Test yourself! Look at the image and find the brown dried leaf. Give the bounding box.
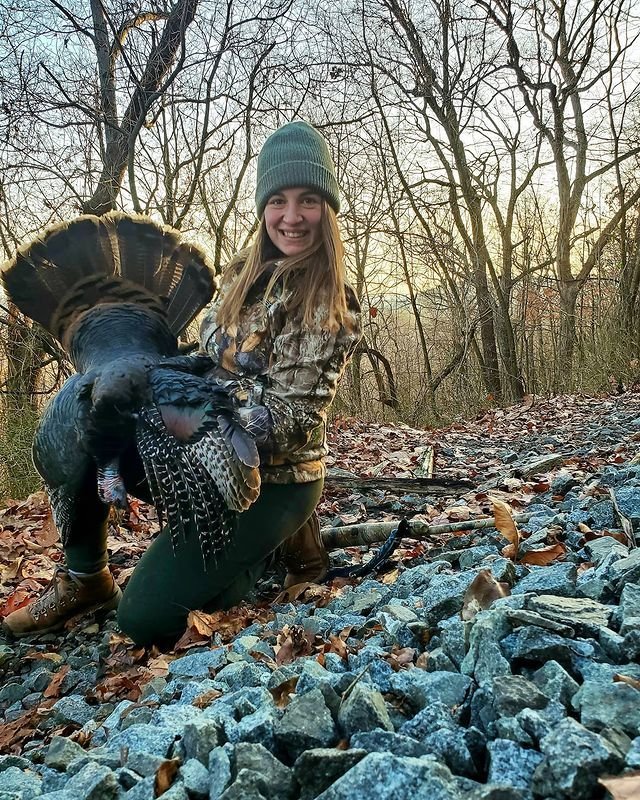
[192,689,223,709]
[520,543,567,566]
[269,676,299,708]
[186,610,219,637]
[490,497,520,558]
[461,569,511,621]
[154,758,180,796]
[272,582,313,605]
[598,772,640,800]
[614,673,640,691]
[43,665,70,699]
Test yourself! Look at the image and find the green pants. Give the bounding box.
[65,479,323,645]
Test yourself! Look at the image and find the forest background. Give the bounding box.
[1,0,640,499]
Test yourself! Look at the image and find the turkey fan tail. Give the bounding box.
[1,212,216,343]
[110,212,216,336]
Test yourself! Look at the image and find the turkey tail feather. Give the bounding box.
[1,212,216,345]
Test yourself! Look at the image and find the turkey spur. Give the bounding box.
[1,213,261,563]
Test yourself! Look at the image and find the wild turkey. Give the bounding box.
[1,212,261,563]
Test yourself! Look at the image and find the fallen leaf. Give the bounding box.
[520,543,567,566]
[598,772,640,800]
[269,676,299,708]
[272,582,313,605]
[614,673,640,691]
[192,689,224,709]
[43,665,70,699]
[461,569,511,621]
[490,497,520,559]
[154,759,181,795]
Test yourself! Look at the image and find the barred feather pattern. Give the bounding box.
[136,406,237,564]
[48,485,75,546]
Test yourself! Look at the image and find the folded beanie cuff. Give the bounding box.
[255,161,340,218]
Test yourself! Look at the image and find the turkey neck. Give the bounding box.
[67,303,178,372]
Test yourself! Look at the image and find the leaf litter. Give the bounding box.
[0,390,639,766]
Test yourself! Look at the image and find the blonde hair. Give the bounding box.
[216,202,348,333]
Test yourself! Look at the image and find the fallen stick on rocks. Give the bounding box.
[321,513,532,549]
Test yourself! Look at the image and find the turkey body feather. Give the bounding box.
[1,212,261,563]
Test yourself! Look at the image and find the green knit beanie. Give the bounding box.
[255,121,340,218]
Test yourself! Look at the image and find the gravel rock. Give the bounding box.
[337,683,393,737]
[313,752,461,799]
[512,564,577,596]
[234,743,295,800]
[274,688,337,761]
[44,736,88,771]
[572,680,640,737]
[487,739,543,795]
[0,766,42,800]
[350,731,431,757]
[63,762,119,800]
[178,759,209,799]
[167,649,227,678]
[532,718,624,799]
[293,748,366,800]
[106,725,176,758]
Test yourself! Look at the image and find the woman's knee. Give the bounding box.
[116,592,183,646]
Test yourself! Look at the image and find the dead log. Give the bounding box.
[326,468,473,496]
[321,513,532,549]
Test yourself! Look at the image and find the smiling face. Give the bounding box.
[263,187,323,257]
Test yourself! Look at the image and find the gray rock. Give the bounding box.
[274,688,337,761]
[504,609,574,637]
[461,610,512,684]
[512,564,577,597]
[155,782,188,800]
[572,680,640,737]
[178,759,208,799]
[491,676,548,717]
[616,582,640,630]
[214,662,267,691]
[420,573,477,623]
[0,757,32,773]
[208,747,232,800]
[0,684,28,705]
[501,627,594,664]
[64,762,119,800]
[531,661,579,706]
[337,683,393,738]
[622,628,640,659]
[50,696,97,727]
[526,595,613,634]
[122,776,155,800]
[487,739,543,793]
[385,562,449,599]
[293,748,367,800]
[584,537,628,565]
[626,736,640,769]
[389,670,473,713]
[437,616,467,669]
[218,769,268,800]
[182,718,223,764]
[419,728,481,778]
[0,766,42,800]
[350,731,430,757]
[107,725,176,757]
[167,649,227,678]
[613,486,640,519]
[234,743,294,800]
[314,753,461,799]
[400,702,455,738]
[532,718,623,800]
[45,736,88,771]
[459,546,500,569]
[610,548,640,585]
[125,754,172,779]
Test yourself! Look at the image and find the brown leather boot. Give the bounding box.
[282,511,329,588]
[2,566,122,638]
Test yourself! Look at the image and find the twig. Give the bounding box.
[609,488,637,549]
[321,513,532,550]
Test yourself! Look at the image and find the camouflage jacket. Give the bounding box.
[199,264,362,484]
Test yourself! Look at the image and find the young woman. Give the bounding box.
[3,121,362,645]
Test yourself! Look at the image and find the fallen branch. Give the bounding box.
[321,513,532,549]
[326,469,473,495]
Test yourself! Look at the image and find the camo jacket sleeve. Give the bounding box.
[199,266,362,480]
